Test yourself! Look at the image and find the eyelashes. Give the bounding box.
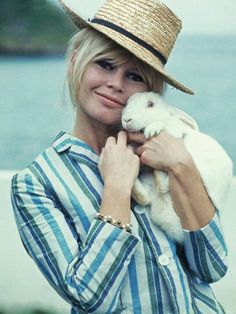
[127,72,144,82]
[95,59,144,83]
[95,59,114,70]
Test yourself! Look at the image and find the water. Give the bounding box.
[0,35,236,172]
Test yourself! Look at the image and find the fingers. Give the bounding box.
[105,131,128,147]
[127,132,146,145]
[116,131,127,147]
[105,131,145,151]
[106,136,116,146]
[103,136,116,149]
[135,145,145,156]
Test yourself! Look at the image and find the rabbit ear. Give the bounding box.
[167,106,199,131]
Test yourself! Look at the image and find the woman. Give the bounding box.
[11,0,227,313]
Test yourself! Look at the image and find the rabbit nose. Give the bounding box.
[123,118,132,124]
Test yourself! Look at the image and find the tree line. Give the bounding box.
[0,0,76,55]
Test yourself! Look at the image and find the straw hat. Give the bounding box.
[58,0,193,94]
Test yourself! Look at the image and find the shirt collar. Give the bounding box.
[52,131,100,166]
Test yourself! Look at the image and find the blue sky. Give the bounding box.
[55,0,236,35]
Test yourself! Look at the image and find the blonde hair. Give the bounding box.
[66,28,165,107]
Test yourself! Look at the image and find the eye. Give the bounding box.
[127,72,144,82]
[95,59,114,70]
[147,101,154,108]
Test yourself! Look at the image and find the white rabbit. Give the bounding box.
[122,92,233,243]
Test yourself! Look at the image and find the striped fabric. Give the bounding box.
[11,131,227,314]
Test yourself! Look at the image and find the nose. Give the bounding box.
[106,72,125,92]
[123,117,133,125]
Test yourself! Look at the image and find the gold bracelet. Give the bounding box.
[96,213,133,234]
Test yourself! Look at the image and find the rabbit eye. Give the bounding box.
[147,101,154,108]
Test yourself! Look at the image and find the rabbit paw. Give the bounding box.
[132,179,151,206]
[144,122,164,138]
[133,190,151,206]
[154,170,169,194]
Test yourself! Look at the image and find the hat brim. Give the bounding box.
[59,1,194,95]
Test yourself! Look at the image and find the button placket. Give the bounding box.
[134,205,145,214]
[133,207,178,313]
[158,254,170,266]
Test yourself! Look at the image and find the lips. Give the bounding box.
[95,92,124,107]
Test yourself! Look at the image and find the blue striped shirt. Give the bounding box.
[11,131,227,313]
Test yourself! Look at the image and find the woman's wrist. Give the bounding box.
[168,155,216,230]
[96,213,133,233]
[100,182,132,224]
[168,153,195,177]
[104,180,133,196]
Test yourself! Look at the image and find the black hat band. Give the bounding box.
[90,18,167,65]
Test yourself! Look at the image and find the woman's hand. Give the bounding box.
[127,131,216,230]
[99,131,140,192]
[127,131,193,172]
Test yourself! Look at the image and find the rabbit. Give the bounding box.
[122,92,233,243]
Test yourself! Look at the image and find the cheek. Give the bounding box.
[79,67,102,91]
[128,84,147,98]
[76,76,97,104]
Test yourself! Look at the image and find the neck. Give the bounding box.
[71,110,120,154]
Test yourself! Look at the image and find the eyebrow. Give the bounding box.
[128,68,140,72]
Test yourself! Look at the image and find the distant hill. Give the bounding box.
[0,0,77,55]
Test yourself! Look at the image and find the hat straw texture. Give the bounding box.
[95,0,181,61]
[58,0,193,94]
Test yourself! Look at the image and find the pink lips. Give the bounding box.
[95,92,124,107]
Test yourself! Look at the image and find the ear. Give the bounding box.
[167,106,199,131]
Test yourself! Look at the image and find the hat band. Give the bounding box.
[90,18,167,65]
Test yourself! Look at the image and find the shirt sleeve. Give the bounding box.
[182,211,228,283]
[11,170,140,313]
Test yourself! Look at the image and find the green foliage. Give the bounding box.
[0,0,77,55]
[0,307,60,314]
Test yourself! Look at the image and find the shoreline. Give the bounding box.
[0,49,65,57]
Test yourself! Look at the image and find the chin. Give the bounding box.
[103,118,121,127]
[98,113,122,126]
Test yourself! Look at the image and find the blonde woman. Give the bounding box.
[11,0,227,313]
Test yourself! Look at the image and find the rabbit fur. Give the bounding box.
[122,92,233,243]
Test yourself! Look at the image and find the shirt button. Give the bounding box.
[158,254,170,266]
[135,205,145,214]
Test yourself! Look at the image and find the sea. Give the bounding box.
[0,35,236,173]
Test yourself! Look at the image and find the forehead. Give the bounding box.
[95,57,141,73]
[105,54,138,68]
[100,48,139,65]
[120,59,140,70]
